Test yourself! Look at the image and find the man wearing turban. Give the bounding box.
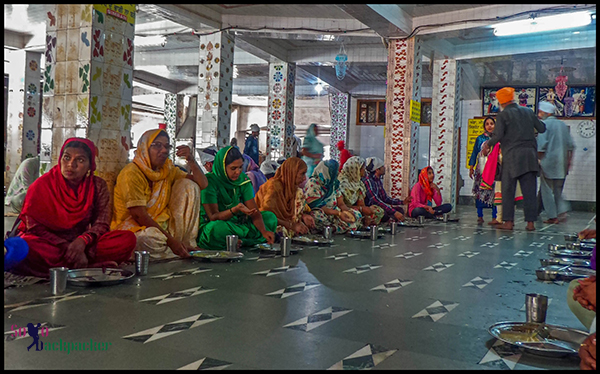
[482,87,546,231]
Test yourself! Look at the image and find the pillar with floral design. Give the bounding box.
[196,32,235,150]
[42,4,136,192]
[329,92,350,162]
[267,62,296,160]
[164,93,185,160]
[5,51,42,184]
[430,57,461,212]
[384,37,423,200]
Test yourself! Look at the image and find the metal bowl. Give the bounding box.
[566,242,581,250]
[535,266,566,281]
[547,244,565,251]
[540,258,591,268]
[564,233,579,242]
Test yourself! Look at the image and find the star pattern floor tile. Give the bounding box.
[122,313,223,344]
[178,357,233,370]
[412,300,459,322]
[428,242,450,249]
[265,282,320,299]
[494,261,518,270]
[498,235,514,241]
[252,265,298,277]
[328,343,397,370]
[453,235,471,241]
[528,242,546,248]
[513,250,534,257]
[139,286,216,305]
[431,230,449,235]
[151,267,212,280]
[4,291,90,312]
[478,339,522,370]
[480,242,499,248]
[394,251,422,259]
[423,262,454,272]
[458,251,480,258]
[283,307,352,332]
[405,236,427,241]
[372,243,397,249]
[463,276,494,289]
[4,322,67,342]
[324,253,359,261]
[539,235,554,240]
[343,264,382,274]
[370,279,413,293]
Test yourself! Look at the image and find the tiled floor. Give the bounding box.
[4,206,595,370]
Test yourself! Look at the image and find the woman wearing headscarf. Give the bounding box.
[241,154,268,195]
[301,123,324,178]
[363,157,412,222]
[338,156,384,228]
[12,138,136,278]
[197,146,277,250]
[337,140,352,171]
[408,166,452,219]
[4,155,40,216]
[260,160,280,180]
[470,117,499,225]
[112,129,208,259]
[256,157,316,237]
[303,159,361,233]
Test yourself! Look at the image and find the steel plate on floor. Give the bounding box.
[67,268,134,287]
[189,250,244,262]
[549,249,592,258]
[539,258,591,268]
[488,321,588,357]
[253,243,302,254]
[346,230,384,239]
[535,265,595,281]
[292,235,333,246]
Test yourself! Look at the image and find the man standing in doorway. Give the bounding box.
[244,123,260,165]
[482,87,546,231]
[537,101,575,224]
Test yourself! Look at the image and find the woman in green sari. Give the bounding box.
[301,123,324,178]
[197,146,277,250]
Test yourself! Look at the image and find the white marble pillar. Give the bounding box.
[197,32,235,150]
[430,58,462,211]
[267,62,296,160]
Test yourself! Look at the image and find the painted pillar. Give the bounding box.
[430,58,462,212]
[43,4,136,191]
[164,93,184,159]
[267,62,296,160]
[329,92,350,162]
[384,37,423,200]
[197,32,235,150]
[5,51,42,182]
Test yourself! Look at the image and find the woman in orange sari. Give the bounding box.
[12,138,136,278]
[255,157,316,237]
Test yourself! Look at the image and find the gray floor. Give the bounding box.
[4,206,595,370]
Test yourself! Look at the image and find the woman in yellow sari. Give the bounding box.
[111,129,208,259]
[255,157,316,237]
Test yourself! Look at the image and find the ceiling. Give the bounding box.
[4,4,597,104]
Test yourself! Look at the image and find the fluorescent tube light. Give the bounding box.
[493,11,591,37]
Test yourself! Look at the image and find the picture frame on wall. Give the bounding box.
[565,86,596,117]
[538,87,566,117]
[482,87,537,116]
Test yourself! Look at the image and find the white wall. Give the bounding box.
[347,97,385,160]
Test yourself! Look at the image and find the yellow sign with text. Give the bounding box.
[466,118,484,169]
[93,4,136,24]
[410,100,421,123]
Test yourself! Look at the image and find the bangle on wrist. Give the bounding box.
[230,208,234,215]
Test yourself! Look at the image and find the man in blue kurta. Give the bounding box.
[244,123,260,165]
[537,101,575,224]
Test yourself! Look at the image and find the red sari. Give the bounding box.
[12,138,136,278]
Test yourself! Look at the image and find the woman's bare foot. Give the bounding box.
[488,219,500,225]
[496,221,514,230]
[477,217,484,224]
[526,222,535,231]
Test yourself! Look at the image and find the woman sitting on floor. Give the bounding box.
[12,138,136,278]
[408,166,452,219]
[338,156,384,228]
[242,154,268,195]
[197,146,276,250]
[260,160,280,180]
[303,159,361,234]
[111,129,208,259]
[255,157,316,238]
[363,157,412,223]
